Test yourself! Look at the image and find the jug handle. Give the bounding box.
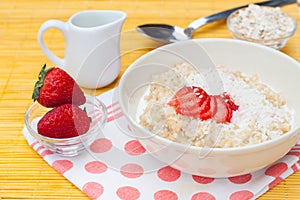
[37,20,66,68]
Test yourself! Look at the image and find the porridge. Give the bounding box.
[139,63,293,148]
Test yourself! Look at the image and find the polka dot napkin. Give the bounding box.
[23,89,300,200]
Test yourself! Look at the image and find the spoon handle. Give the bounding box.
[187,0,296,32]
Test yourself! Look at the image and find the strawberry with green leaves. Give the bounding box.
[32,64,86,108]
[37,104,90,138]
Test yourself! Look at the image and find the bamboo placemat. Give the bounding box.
[0,0,299,199]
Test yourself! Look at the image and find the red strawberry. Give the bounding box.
[213,96,229,123]
[200,95,217,120]
[168,86,210,120]
[37,104,90,138]
[192,86,210,106]
[168,86,238,123]
[168,87,193,107]
[32,64,86,108]
[199,95,211,114]
[223,92,239,111]
[225,103,233,122]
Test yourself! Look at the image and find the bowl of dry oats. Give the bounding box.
[227,4,297,50]
[118,38,300,178]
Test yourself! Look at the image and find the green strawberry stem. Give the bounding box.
[32,64,54,101]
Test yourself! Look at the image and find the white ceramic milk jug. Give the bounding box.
[38,10,127,89]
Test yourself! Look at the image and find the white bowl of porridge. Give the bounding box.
[118,38,300,178]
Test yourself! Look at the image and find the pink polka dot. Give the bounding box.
[85,161,107,174]
[82,182,104,200]
[52,160,73,174]
[116,186,140,200]
[269,177,283,189]
[36,145,45,152]
[40,149,54,157]
[124,140,146,155]
[120,163,144,178]
[31,140,39,148]
[230,190,254,200]
[192,175,215,184]
[228,173,252,184]
[157,166,181,182]
[265,162,288,177]
[191,192,216,200]
[154,190,178,200]
[90,138,112,153]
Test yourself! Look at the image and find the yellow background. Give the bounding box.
[0,0,299,199]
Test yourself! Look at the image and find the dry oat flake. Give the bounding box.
[229,4,295,40]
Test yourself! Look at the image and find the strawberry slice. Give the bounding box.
[168,87,193,107]
[198,96,212,120]
[175,93,200,113]
[210,96,217,116]
[223,92,239,111]
[213,96,229,123]
[225,104,233,122]
[168,86,209,120]
[177,106,201,118]
[192,86,209,106]
[199,95,210,114]
[201,95,217,120]
[200,96,214,120]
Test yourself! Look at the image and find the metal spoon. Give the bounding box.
[136,0,296,43]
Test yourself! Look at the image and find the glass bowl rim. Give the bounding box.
[24,94,107,142]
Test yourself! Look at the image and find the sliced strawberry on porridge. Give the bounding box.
[168,86,238,123]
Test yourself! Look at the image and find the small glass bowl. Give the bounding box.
[227,7,297,50]
[24,94,107,157]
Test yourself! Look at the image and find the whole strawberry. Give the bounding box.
[32,64,86,107]
[37,104,90,138]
